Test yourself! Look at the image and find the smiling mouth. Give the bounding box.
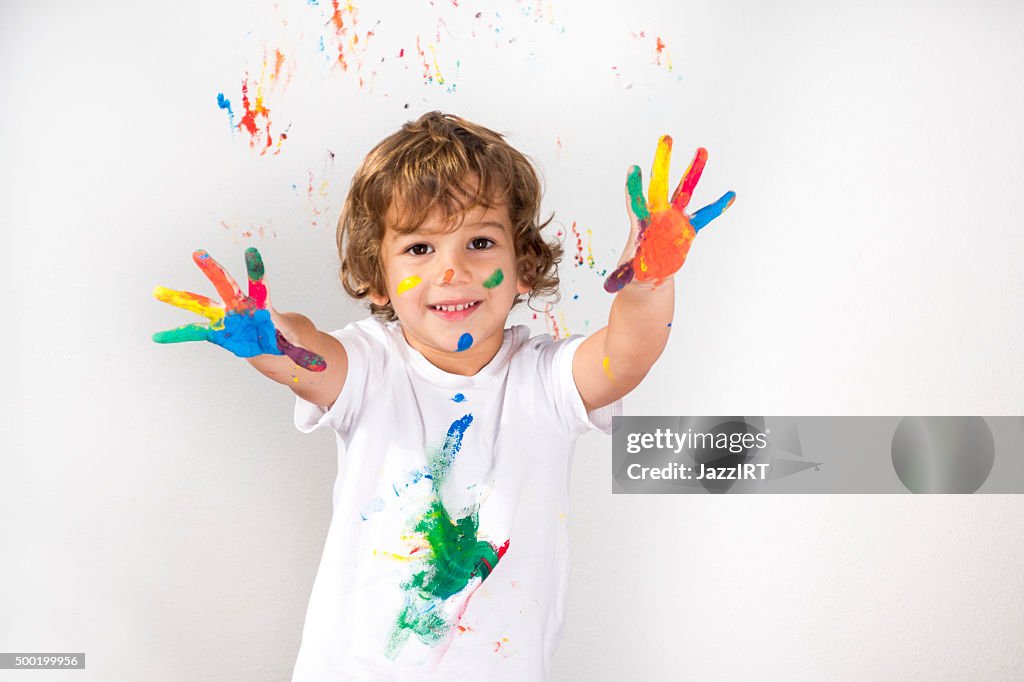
[427,300,482,321]
[428,300,481,312]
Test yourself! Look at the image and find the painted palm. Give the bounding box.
[152,248,326,371]
[604,135,736,292]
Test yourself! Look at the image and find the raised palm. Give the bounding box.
[604,135,736,292]
[152,248,326,371]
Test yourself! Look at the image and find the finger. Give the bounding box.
[245,247,269,308]
[648,135,672,212]
[670,147,708,213]
[152,286,226,325]
[626,165,650,226]
[276,330,328,372]
[192,250,252,313]
[603,261,635,293]
[152,322,213,344]
[690,191,737,233]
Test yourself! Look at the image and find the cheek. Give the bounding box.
[392,280,424,313]
[395,273,424,297]
[481,266,506,290]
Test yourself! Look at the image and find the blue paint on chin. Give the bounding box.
[456,333,473,352]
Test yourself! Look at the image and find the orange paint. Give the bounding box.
[635,211,695,283]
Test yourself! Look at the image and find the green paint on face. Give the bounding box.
[245,247,265,281]
[627,165,651,222]
[483,268,504,289]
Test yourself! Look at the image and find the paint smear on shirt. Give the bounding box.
[359,496,385,521]
[385,413,510,660]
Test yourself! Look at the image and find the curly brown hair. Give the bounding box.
[337,111,563,322]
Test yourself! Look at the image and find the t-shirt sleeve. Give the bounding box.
[549,334,623,437]
[293,322,382,435]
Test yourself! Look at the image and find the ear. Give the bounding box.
[516,276,532,296]
[369,289,390,306]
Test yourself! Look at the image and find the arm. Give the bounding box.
[573,135,735,412]
[573,277,673,412]
[246,310,349,409]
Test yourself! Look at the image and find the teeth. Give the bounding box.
[432,301,478,312]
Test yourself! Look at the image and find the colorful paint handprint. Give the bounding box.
[385,413,509,660]
[152,248,326,371]
[604,136,736,292]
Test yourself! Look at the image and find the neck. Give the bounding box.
[401,326,505,376]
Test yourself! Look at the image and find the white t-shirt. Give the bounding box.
[291,316,621,682]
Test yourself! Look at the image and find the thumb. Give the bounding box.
[620,165,647,257]
[624,166,641,225]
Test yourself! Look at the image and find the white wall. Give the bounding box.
[3,0,1022,679]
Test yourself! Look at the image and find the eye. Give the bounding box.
[404,243,433,256]
[469,237,495,250]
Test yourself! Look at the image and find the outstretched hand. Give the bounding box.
[152,248,327,372]
[604,135,736,293]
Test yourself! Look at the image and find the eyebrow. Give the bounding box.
[398,220,509,237]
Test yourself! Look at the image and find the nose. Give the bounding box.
[436,248,471,286]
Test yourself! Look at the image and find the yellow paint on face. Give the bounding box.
[397,275,422,296]
[602,356,615,381]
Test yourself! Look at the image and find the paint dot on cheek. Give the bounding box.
[457,333,473,352]
[397,275,422,296]
[483,268,504,289]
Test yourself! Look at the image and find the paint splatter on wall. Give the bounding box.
[218,47,295,155]
[219,218,276,243]
[208,0,696,328]
[291,149,337,227]
[318,0,380,87]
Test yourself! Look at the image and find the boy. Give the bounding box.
[153,111,733,680]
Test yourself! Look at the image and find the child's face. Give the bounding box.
[372,200,530,366]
